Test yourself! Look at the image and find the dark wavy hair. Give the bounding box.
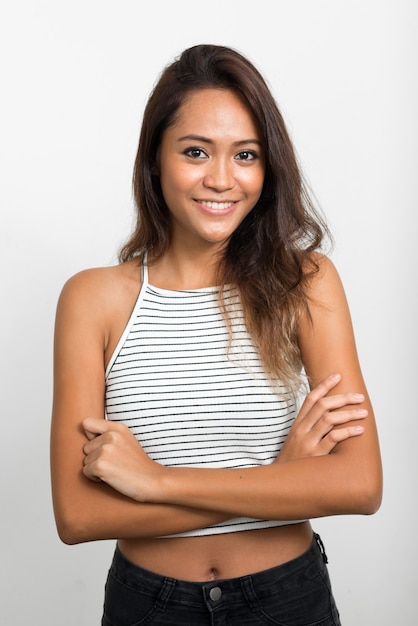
[120,44,331,391]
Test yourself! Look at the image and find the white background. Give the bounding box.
[1,1,417,624]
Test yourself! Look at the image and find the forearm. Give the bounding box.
[78,380,382,526]
[155,450,382,521]
[53,477,230,545]
[80,410,382,523]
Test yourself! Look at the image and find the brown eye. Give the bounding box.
[184,148,207,159]
[236,150,257,161]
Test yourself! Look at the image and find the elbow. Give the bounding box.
[324,459,383,517]
[362,460,383,515]
[55,519,86,546]
[357,492,382,516]
[53,506,93,545]
[351,471,383,516]
[332,450,383,516]
[56,523,85,546]
[360,481,383,516]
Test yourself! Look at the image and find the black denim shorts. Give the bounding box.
[102,532,341,625]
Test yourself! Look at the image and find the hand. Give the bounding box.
[82,418,162,502]
[277,374,367,463]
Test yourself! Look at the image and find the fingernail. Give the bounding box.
[357,409,368,417]
[354,393,364,400]
[329,373,341,381]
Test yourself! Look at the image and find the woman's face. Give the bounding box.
[157,88,265,250]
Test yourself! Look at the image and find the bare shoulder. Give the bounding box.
[57,260,141,315]
[60,260,139,297]
[304,252,345,299]
[55,260,142,356]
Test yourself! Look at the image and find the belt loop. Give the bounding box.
[314,532,329,564]
[155,577,176,611]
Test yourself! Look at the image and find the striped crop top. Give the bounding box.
[105,262,303,536]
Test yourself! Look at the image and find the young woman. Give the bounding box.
[51,44,382,625]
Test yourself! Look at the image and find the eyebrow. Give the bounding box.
[177,134,262,147]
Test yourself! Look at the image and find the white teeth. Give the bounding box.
[201,201,234,209]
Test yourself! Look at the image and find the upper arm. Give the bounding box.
[298,254,362,389]
[50,271,109,534]
[297,255,382,499]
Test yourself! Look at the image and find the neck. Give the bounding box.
[148,245,223,290]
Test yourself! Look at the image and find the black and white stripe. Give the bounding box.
[105,271,302,536]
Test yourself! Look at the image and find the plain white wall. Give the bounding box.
[1,1,416,623]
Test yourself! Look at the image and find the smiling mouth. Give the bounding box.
[199,201,235,210]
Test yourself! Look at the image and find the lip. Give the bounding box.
[196,200,238,215]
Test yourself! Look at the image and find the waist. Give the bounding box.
[118,521,312,581]
[112,527,325,598]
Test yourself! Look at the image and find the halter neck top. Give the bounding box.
[105,262,302,536]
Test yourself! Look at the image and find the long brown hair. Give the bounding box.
[120,44,331,392]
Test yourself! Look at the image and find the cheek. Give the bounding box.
[249,173,265,202]
[160,164,198,199]
[241,166,265,194]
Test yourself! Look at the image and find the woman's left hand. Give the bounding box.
[82,418,161,502]
[276,374,367,464]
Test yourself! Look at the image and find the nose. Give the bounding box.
[203,158,235,191]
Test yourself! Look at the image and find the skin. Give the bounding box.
[51,89,382,582]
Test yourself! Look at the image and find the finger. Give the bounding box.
[305,373,342,404]
[316,424,365,455]
[82,439,111,481]
[83,435,104,455]
[82,417,110,439]
[310,407,368,440]
[297,374,342,420]
[82,457,104,482]
[83,427,120,456]
[301,392,365,432]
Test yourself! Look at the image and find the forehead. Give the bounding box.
[170,88,261,139]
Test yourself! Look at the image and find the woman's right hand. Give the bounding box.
[276,373,367,463]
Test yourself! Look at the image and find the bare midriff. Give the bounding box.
[118,521,313,582]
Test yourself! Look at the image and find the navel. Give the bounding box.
[208,568,219,581]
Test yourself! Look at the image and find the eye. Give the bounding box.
[235,150,258,162]
[184,147,208,159]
